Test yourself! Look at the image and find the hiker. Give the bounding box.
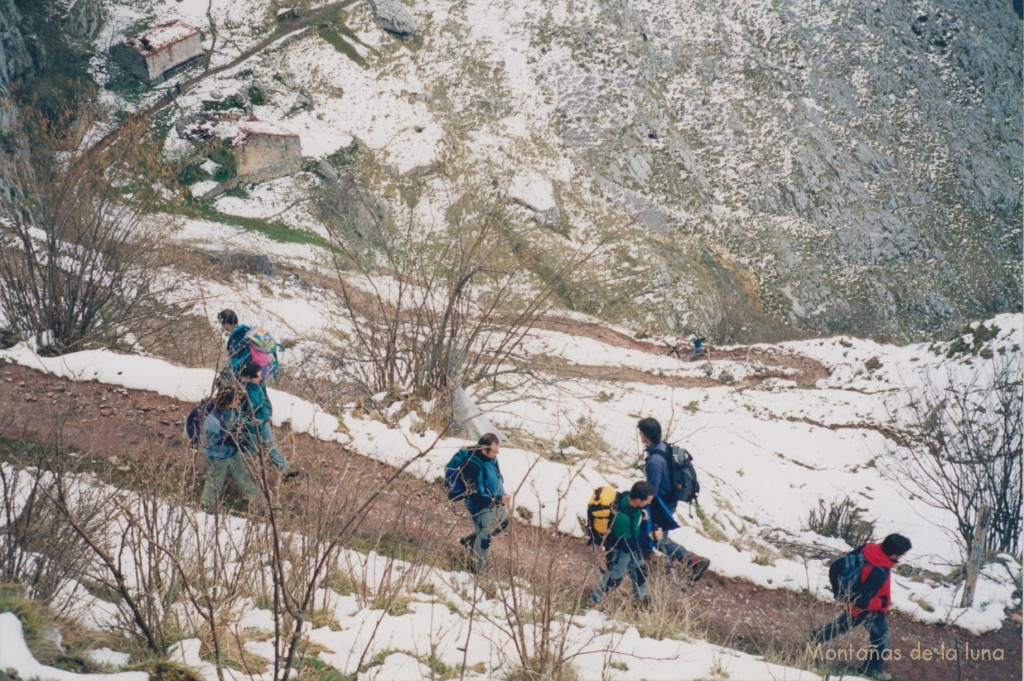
[589,481,657,607]
[200,386,257,510]
[238,361,299,479]
[638,417,711,581]
[808,534,912,680]
[689,336,706,361]
[455,433,510,572]
[218,309,253,377]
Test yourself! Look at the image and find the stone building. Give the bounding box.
[110,20,203,85]
[231,120,302,183]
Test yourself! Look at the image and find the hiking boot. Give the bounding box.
[459,534,475,548]
[687,556,711,582]
[283,467,301,481]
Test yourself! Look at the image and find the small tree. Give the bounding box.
[889,355,1022,556]
[0,109,173,354]
[316,174,607,406]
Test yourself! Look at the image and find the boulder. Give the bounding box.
[208,251,276,277]
[369,0,417,37]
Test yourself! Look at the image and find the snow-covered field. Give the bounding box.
[4,0,1015,679]
[3,311,1021,640]
[0,462,832,681]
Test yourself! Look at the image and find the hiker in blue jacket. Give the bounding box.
[200,387,256,510]
[239,362,300,480]
[457,433,510,572]
[217,309,252,377]
[638,417,711,581]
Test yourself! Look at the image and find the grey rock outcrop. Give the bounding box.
[208,251,276,277]
[0,0,31,132]
[368,0,417,37]
[536,0,1021,340]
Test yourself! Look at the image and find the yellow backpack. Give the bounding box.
[585,486,622,545]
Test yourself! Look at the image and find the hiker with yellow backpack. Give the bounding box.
[587,481,659,607]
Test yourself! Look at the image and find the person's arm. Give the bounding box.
[203,414,225,458]
[464,459,492,509]
[646,454,667,497]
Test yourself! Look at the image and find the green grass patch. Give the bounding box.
[164,199,334,249]
[318,25,369,68]
[177,163,211,186]
[197,205,331,248]
[104,64,151,104]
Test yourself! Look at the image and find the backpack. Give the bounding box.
[585,486,626,545]
[657,444,700,504]
[186,405,251,452]
[444,449,475,501]
[185,399,215,447]
[828,545,868,601]
[244,327,282,381]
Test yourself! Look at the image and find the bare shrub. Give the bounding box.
[804,496,875,549]
[888,355,1022,555]
[315,175,609,412]
[0,109,179,354]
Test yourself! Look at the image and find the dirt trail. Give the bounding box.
[0,363,1018,681]
[529,316,831,388]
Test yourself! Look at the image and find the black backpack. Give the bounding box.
[657,444,700,504]
[185,399,215,448]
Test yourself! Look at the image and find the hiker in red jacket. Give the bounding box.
[809,533,912,680]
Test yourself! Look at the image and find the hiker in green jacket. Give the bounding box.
[589,480,657,607]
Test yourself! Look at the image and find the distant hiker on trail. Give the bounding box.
[689,336,706,361]
[638,417,711,582]
[239,361,300,480]
[808,534,912,681]
[588,480,656,607]
[217,309,281,383]
[449,433,510,572]
[200,386,257,510]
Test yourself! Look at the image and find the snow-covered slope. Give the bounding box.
[91,0,1022,341]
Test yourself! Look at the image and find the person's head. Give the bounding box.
[217,309,238,331]
[628,480,655,507]
[213,386,240,411]
[477,433,501,458]
[239,361,262,382]
[880,533,912,562]
[637,417,662,446]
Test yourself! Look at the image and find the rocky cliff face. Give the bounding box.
[14,0,1020,343]
[535,0,1021,339]
[0,0,31,132]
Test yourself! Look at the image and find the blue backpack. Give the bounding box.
[829,546,867,600]
[444,449,474,501]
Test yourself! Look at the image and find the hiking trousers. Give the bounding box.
[256,421,288,470]
[655,536,697,565]
[201,454,256,509]
[590,546,648,605]
[811,611,890,674]
[470,505,509,570]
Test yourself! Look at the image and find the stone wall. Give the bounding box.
[234,134,302,183]
[145,32,203,83]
